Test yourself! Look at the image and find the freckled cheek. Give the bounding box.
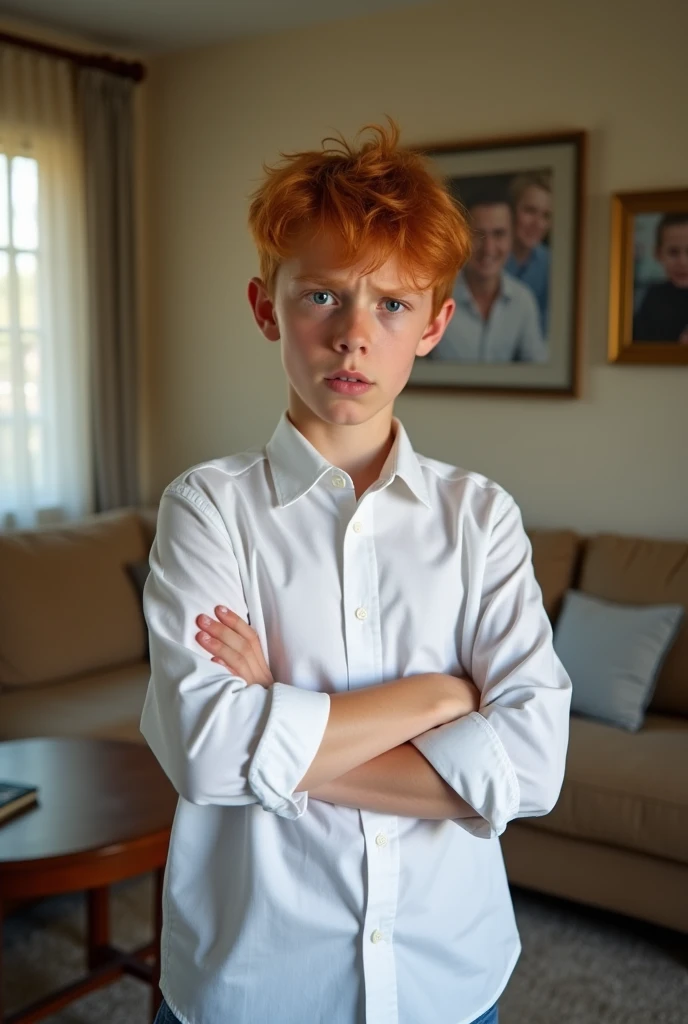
[386,341,420,384]
[280,322,325,375]
[280,313,324,350]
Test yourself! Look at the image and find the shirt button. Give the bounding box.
[371,929,384,944]
[352,521,363,533]
[355,607,368,621]
[332,475,345,488]
[375,833,388,848]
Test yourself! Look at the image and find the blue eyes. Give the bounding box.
[308,292,405,313]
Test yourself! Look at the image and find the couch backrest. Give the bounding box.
[0,508,150,688]
[527,529,583,623]
[137,506,159,552]
[577,534,688,716]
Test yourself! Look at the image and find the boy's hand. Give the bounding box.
[195,607,274,688]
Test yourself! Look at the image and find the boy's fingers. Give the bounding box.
[215,607,259,647]
[196,611,251,655]
[214,607,272,675]
[196,619,262,679]
[196,608,273,686]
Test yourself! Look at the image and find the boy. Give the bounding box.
[141,120,572,1024]
[633,212,688,342]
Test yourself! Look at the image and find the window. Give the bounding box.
[0,151,55,523]
[1,47,92,532]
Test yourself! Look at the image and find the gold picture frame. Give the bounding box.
[608,189,688,364]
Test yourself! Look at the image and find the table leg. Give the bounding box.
[87,887,110,970]
[150,868,164,1022]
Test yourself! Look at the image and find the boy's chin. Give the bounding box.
[303,395,392,428]
[318,402,382,425]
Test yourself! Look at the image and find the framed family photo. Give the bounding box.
[406,130,586,397]
[608,189,688,365]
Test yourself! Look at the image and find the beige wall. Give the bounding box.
[143,0,688,537]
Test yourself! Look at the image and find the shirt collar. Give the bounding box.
[456,270,514,305]
[265,410,431,509]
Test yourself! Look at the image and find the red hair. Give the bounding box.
[247,118,471,319]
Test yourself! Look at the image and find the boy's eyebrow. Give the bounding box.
[291,273,424,295]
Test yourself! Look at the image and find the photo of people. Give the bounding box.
[632,212,688,343]
[428,169,552,365]
[407,131,584,394]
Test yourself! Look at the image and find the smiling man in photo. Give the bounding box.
[430,193,547,364]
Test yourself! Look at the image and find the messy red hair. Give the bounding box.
[247,117,471,320]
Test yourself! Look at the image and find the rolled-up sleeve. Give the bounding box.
[140,481,330,820]
[411,491,572,838]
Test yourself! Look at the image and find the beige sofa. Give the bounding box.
[0,508,157,744]
[1,509,686,933]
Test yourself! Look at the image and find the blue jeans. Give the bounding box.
[154,997,498,1024]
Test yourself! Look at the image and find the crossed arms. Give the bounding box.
[140,482,572,837]
[193,604,479,820]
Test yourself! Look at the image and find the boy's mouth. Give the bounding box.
[324,375,374,396]
[325,371,372,384]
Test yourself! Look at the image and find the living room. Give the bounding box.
[0,0,686,1022]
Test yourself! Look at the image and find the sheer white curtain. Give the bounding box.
[0,45,92,530]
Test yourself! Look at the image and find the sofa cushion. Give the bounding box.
[0,509,149,688]
[578,534,688,716]
[526,528,582,622]
[553,590,684,731]
[137,506,159,551]
[525,712,688,866]
[0,660,150,743]
[126,557,152,656]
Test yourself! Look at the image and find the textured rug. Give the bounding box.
[3,875,687,1023]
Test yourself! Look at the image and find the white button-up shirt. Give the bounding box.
[429,271,547,363]
[140,411,572,1024]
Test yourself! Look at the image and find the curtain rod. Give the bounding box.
[0,28,146,82]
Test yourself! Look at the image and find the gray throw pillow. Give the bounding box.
[553,589,684,731]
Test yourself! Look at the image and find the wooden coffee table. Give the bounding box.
[0,737,178,1024]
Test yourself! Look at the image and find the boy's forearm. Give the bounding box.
[294,673,473,793]
[309,742,474,820]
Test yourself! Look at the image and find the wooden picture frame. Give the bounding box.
[608,189,688,364]
[405,130,586,398]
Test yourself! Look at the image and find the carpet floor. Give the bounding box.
[4,874,687,1023]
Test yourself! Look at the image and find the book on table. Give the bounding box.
[0,781,39,824]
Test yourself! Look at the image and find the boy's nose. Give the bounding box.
[334,309,373,352]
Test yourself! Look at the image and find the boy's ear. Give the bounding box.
[248,277,280,341]
[415,297,455,357]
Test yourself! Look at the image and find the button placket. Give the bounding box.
[353,491,397,1021]
[341,493,380,692]
[361,811,400,1023]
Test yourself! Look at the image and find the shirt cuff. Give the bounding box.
[248,682,331,820]
[411,711,520,838]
